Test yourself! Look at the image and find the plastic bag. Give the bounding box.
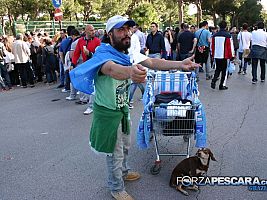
[228,61,235,74]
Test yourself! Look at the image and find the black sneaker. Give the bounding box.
[57,84,64,88]
[219,86,228,90]
[75,100,87,105]
[238,70,242,74]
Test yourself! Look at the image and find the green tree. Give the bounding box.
[237,0,263,27]
[130,2,158,30]
[100,0,131,20]
[77,0,103,21]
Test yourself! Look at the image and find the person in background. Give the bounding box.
[172,27,179,60]
[146,22,166,59]
[12,34,34,88]
[250,21,267,84]
[163,29,173,60]
[177,23,196,61]
[65,29,82,101]
[230,27,239,56]
[133,24,146,54]
[190,25,196,34]
[58,26,75,90]
[70,25,101,115]
[43,38,57,84]
[194,21,212,80]
[237,23,251,75]
[0,37,12,90]
[128,27,145,109]
[210,20,235,90]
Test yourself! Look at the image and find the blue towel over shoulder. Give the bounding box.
[69,43,131,94]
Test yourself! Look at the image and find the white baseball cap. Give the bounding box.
[106,15,135,33]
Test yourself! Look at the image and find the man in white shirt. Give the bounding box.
[250,21,267,83]
[128,28,145,108]
[133,24,146,54]
[237,23,252,75]
[12,33,34,88]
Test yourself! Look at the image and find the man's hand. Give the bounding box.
[130,64,147,83]
[83,46,90,56]
[69,65,73,71]
[188,49,194,54]
[181,55,200,71]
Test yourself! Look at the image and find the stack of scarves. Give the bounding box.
[136,74,154,149]
[137,71,207,149]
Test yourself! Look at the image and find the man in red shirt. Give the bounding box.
[72,25,101,65]
[71,25,101,115]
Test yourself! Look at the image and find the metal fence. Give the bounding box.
[15,20,106,36]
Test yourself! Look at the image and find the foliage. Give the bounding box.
[130,2,158,30]
[237,0,263,26]
[0,0,266,35]
[99,0,131,20]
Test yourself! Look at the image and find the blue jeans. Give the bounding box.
[59,60,65,86]
[238,52,249,72]
[106,129,131,192]
[148,53,161,59]
[129,83,144,102]
[195,53,212,79]
[0,62,12,88]
[252,58,266,81]
[45,55,57,83]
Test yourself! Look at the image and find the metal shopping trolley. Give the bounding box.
[149,71,198,175]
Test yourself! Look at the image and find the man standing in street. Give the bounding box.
[210,21,235,90]
[70,15,199,200]
[146,22,166,59]
[12,34,34,88]
[70,24,101,115]
[194,21,212,80]
[237,23,252,75]
[133,24,146,54]
[177,23,197,60]
[250,21,267,84]
[59,26,75,92]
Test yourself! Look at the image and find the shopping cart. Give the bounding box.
[149,71,198,175]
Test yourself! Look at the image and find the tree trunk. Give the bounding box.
[50,11,54,21]
[213,11,217,26]
[1,17,5,35]
[195,0,202,26]
[231,13,237,28]
[9,14,16,36]
[169,15,172,28]
[177,0,184,25]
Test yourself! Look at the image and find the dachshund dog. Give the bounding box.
[169,148,216,196]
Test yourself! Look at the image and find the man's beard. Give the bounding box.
[111,34,131,52]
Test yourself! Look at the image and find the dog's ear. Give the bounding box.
[209,150,216,161]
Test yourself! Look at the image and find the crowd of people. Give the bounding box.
[0,20,266,111]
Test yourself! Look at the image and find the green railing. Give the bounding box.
[15,20,106,36]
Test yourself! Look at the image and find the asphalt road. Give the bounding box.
[0,70,266,200]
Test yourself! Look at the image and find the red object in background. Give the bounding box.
[54,8,63,21]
